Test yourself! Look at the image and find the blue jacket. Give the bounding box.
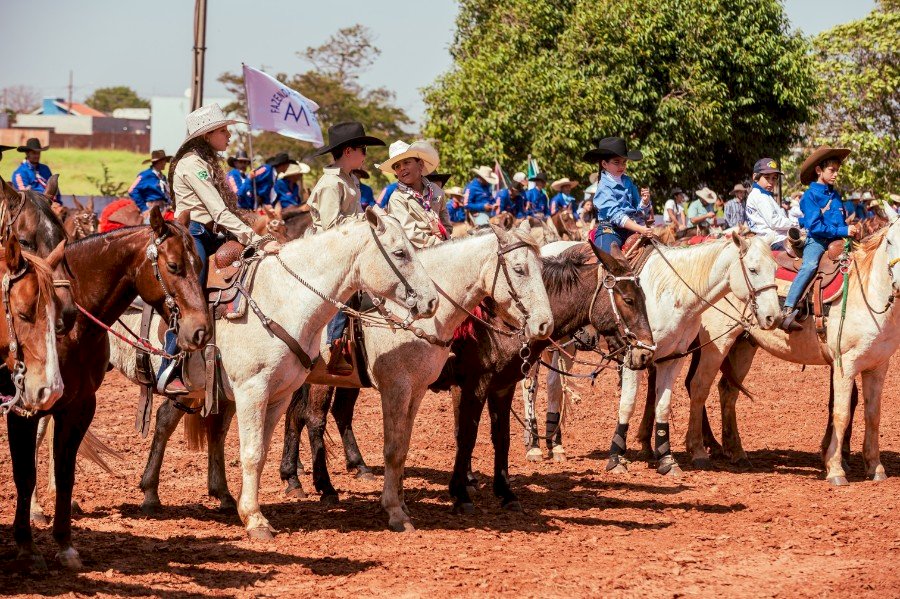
[359,182,376,209]
[550,192,576,215]
[128,167,170,211]
[238,164,277,209]
[12,160,58,200]
[274,178,301,208]
[465,178,494,214]
[377,182,398,208]
[842,201,868,222]
[447,197,467,223]
[227,168,250,203]
[593,171,649,227]
[524,187,550,217]
[801,182,848,241]
[496,188,526,219]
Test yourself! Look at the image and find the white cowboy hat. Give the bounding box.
[184,103,246,143]
[512,171,527,185]
[378,140,439,175]
[861,191,875,201]
[278,161,311,179]
[551,177,576,192]
[695,187,717,204]
[890,193,900,203]
[471,165,499,185]
[445,186,464,199]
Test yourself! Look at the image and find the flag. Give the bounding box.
[243,64,323,147]
[493,160,513,192]
[526,155,540,190]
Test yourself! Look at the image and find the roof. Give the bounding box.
[58,101,106,117]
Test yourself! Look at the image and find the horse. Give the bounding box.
[436,241,655,513]
[518,215,561,246]
[7,208,212,572]
[679,208,900,485]
[108,209,439,540]
[281,204,313,239]
[550,209,581,241]
[60,197,99,240]
[276,225,554,530]
[603,234,781,477]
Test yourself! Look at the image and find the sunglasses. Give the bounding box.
[351,145,367,155]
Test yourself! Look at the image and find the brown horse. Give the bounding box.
[7,208,211,572]
[60,197,99,240]
[550,209,582,241]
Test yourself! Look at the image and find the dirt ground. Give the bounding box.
[1,352,898,598]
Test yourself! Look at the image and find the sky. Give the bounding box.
[0,0,877,127]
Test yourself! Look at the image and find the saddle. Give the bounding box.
[773,238,848,336]
[207,241,255,320]
[305,312,373,389]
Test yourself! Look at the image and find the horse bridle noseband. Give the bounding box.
[0,267,31,417]
[587,264,657,354]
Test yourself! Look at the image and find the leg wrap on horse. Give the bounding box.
[546,412,561,450]
[606,422,629,471]
[654,422,671,459]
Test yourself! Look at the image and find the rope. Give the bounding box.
[75,302,181,360]
[835,239,852,373]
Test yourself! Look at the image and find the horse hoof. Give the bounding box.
[692,457,713,471]
[71,500,83,515]
[320,493,340,506]
[452,502,475,515]
[13,552,48,575]
[30,512,50,527]
[605,456,628,474]
[733,457,753,471]
[284,484,307,499]
[657,456,682,477]
[56,547,83,570]
[140,501,162,516]
[870,471,888,482]
[388,520,415,533]
[551,447,567,462]
[356,470,376,481]
[526,447,543,462]
[502,500,523,512]
[218,496,238,513]
[827,476,849,487]
[247,526,275,541]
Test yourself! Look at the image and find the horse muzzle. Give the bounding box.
[625,346,655,370]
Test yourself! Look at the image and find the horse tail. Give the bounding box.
[184,413,207,451]
[78,427,121,475]
[720,353,755,400]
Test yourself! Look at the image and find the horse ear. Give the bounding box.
[44,174,59,199]
[73,196,83,210]
[46,239,66,269]
[589,241,625,274]
[274,202,282,219]
[86,196,94,212]
[731,230,749,254]
[490,223,510,243]
[177,209,191,228]
[149,206,166,237]
[4,229,23,273]
[364,206,386,234]
[518,219,532,233]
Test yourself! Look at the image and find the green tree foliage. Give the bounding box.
[84,86,150,114]
[807,0,898,196]
[423,0,818,200]
[218,25,411,185]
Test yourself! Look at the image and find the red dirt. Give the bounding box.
[2,352,898,597]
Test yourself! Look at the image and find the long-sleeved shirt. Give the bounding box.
[128,167,171,211]
[274,178,301,208]
[172,151,259,245]
[464,178,494,214]
[592,171,650,227]
[447,197,466,223]
[238,164,277,209]
[525,187,550,217]
[723,198,746,228]
[377,182,398,208]
[550,192,576,215]
[308,166,361,232]
[842,201,868,222]
[387,181,450,248]
[496,188,526,219]
[745,183,797,245]
[227,168,249,205]
[359,182,376,209]
[800,182,848,241]
[12,160,58,201]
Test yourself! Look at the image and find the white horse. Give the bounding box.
[605,234,781,476]
[111,209,438,539]
[683,208,900,485]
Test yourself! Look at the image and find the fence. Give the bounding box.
[0,129,149,153]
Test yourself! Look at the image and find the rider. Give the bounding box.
[780,147,858,332]
[226,149,251,203]
[586,136,653,253]
[274,161,310,208]
[524,172,550,218]
[745,158,796,250]
[381,140,450,248]
[128,149,173,215]
[238,152,291,209]
[12,137,59,202]
[158,103,282,394]
[465,166,497,227]
[550,178,577,216]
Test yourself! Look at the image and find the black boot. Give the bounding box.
[779,306,803,332]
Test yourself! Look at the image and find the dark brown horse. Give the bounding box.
[7,208,211,572]
[60,197,99,240]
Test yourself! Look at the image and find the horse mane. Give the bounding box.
[541,243,593,296]
[643,238,730,302]
[852,227,890,289]
[21,250,57,309]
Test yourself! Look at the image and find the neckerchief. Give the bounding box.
[397,177,447,240]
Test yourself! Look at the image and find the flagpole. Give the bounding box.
[242,63,259,209]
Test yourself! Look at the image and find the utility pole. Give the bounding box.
[67,70,73,112]
[190,0,207,112]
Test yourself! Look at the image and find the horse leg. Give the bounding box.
[606,366,644,473]
[452,385,479,490]
[521,371,541,461]
[823,370,856,485]
[279,384,308,499]
[206,398,236,511]
[331,387,371,478]
[490,385,521,510]
[718,336,757,469]
[307,385,339,502]
[396,385,428,519]
[652,359,685,477]
[139,398,185,514]
[701,405,725,459]
[820,373,858,473]
[51,395,96,569]
[860,364,888,481]
[380,380,417,531]
[30,416,51,525]
[635,365,656,461]
[684,338,727,469]
[545,350,566,462]
[8,412,47,573]
[449,383,486,514]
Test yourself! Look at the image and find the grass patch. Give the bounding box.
[2,148,147,196]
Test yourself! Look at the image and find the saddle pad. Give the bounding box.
[305,316,372,388]
[775,267,844,302]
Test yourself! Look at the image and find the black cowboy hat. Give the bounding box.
[142,149,173,165]
[583,137,642,163]
[429,172,451,186]
[266,152,292,168]
[0,144,14,154]
[17,137,49,153]
[528,172,548,183]
[227,149,251,168]
[311,122,385,157]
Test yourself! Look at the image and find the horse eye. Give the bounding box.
[513,265,526,275]
[749,268,759,275]
[392,249,406,259]
[167,262,179,274]
[17,310,34,323]
[623,297,635,306]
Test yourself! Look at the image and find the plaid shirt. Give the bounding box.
[724,198,746,228]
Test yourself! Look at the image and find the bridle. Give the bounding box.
[0,266,31,416]
[587,263,656,354]
[71,211,98,240]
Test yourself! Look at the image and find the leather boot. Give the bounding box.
[779,306,803,332]
[326,339,353,376]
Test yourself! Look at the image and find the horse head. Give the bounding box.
[727,232,780,330]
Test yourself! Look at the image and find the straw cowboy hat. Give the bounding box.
[445,186,464,199]
[471,165,499,185]
[227,149,251,168]
[695,187,717,204]
[142,149,173,165]
[583,137,642,163]
[799,146,851,185]
[184,103,245,143]
[551,177,576,192]
[17,137,49,153]
[312,122,385,157]
[378,140,439,175]
[278,162,311,179]
[731,183,747,195]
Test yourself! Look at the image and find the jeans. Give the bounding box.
[784,236,829,308]
[591,222,629,254]
[158,221,224,378]
[326,311,348,344]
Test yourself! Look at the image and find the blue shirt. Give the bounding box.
[593,172,649,228]
[524,187,550,217]
[496,188,526,218]
[465,178,495,214]
[801,182,848,241]
[359,182,376,209]
[238,164,277,209]
[377,182,398,208]
[12,160,58,201]
[447,196,467,223]
[274,178,301,208]
[842,201,868,222]
[227,168,250,204]
[550,192,576,215]
[128,167,170,211]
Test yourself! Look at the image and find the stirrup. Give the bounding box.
[156,360,187,396]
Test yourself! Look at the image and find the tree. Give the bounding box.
[218,25,411,186]
[1,85,41,123]
[423,0,819,201]
[84,86,150,114]
[806,0,899,196]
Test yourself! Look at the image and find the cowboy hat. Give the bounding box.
[528,172,548,183]
[551,177,576,191]
[429,172,451,186]
[513,172,527,185]
[378,140,439,175]
[142,149,173,165]
[849,191,862,200]
[17,137,49,153]
[588,171,600,184]
[731,183,747,195]
[445,186,464,199]
[583,137,642,163]
[184,103,245,143]
[471,165,499,185]
[0,144,15,154]
[278,161,311,179]
[695,187,717,204]
[861,191,875,201]
[312,121,385,158]
[890,193,900,204]
[266,152,292,168]
[799,146,851,185]
[227,149,251,168]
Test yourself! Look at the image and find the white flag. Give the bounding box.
[243,64,324,147]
